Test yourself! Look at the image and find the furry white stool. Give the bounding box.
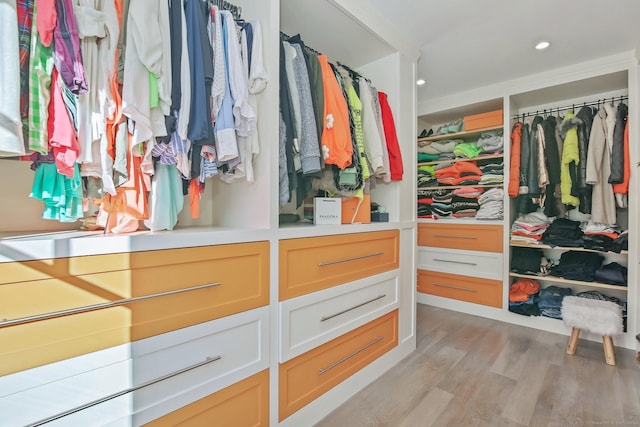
[561,296,623,366]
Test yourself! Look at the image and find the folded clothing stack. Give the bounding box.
[538,285,573,319]
[549,250,604,282]
[541,218,584,247]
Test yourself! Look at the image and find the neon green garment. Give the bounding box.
[149,72,159,109]
[560,112,580,206]
[346,85,371,181]
[453,142,483,159]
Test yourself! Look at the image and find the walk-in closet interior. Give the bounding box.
[0,0,419,425]
[2,0,640,425]
[417,56,639,350]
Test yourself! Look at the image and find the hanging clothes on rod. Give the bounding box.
[278,30,403,214]
[510,95,629,227]
[512,95,628,120]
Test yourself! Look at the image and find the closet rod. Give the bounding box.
[209,0,242,19]
[512,95,628,120]
[279,31,322,56]
[279,32,373,84]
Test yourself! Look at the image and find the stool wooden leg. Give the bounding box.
[603,336,616,366]
[567,328,580,355]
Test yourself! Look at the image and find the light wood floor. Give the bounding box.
[316,304,640,427]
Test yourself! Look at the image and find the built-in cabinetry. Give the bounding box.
[417,223,503,308]
[417,52,638,350]
[0,0,419,425]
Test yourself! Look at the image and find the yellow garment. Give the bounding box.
[560,112,580,206]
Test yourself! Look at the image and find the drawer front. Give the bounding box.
[0,241,269,375]
[280,273,399,362]
[417,223,503,252]
[417,270,503,308]
[144,370,269,427]
[417,247,503,280]
[0,308,269,427]
[279,310,398,421]
[279,230,399,300]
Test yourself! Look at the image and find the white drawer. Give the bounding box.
[279,271,399,362]
[418,247,503,280]
[0,307,269,427]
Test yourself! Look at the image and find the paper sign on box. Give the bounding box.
[313,197,342,225]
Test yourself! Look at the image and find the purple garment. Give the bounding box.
[29,150,56,171]
[53,0,88,94]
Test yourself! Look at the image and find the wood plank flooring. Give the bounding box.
[315,304,640,427]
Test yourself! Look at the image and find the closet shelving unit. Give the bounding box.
[417,124,505,191]
[416,99,507,310]
[276,1,419,425]
[417,51,638,351]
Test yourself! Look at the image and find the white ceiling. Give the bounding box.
[368,0,640,103]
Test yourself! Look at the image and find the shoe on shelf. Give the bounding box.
[448,118,463,133]
[438,123,450,134]
[418,129,428,138]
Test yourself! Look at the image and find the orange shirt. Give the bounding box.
[318,55,353,169]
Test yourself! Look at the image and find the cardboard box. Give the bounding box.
[341,195,371,224]
[313,197,342,225]
[463,109,503,131]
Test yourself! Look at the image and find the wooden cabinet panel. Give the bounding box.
[144,370,269,427]
[279,230,399,300]
[0,242,269,375]
[417,223,503,252]
[279,310,398,421]
[417,270,502,308]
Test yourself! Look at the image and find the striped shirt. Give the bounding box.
[28,3,55,154]
[17,0,34,122]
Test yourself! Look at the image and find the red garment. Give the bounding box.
[378,91,403,180]
[612,120,629,195]
[508,122,522,197]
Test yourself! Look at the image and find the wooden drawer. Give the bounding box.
[417,247,503,280]
[279,310,398,421]
[144,370,269,427]
[0,307,269,426]
[417,270,502,308]
[0,241,269,376]
[279,273,399,362]
[279,230,399,300]
[417,223,503,252]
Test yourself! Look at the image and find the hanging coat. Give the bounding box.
[585,108,616,225]
[558,112,580,207]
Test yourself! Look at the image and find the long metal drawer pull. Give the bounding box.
[432,234,477,239]
[432,258,478,266]
[433,283,477,293]
[317,336,383,375]
[320,294,386,322]
[318,252,384,267]
[27,355,222,427]
[0,282,222,329]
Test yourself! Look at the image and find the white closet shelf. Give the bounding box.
[509,272,627,292]
[417,153,504,167]
[417,125,503,143]
[509,240,628,255]
[418,184,503,191]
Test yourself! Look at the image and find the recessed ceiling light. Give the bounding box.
[535,41,550,50]
[416,78,426,86]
